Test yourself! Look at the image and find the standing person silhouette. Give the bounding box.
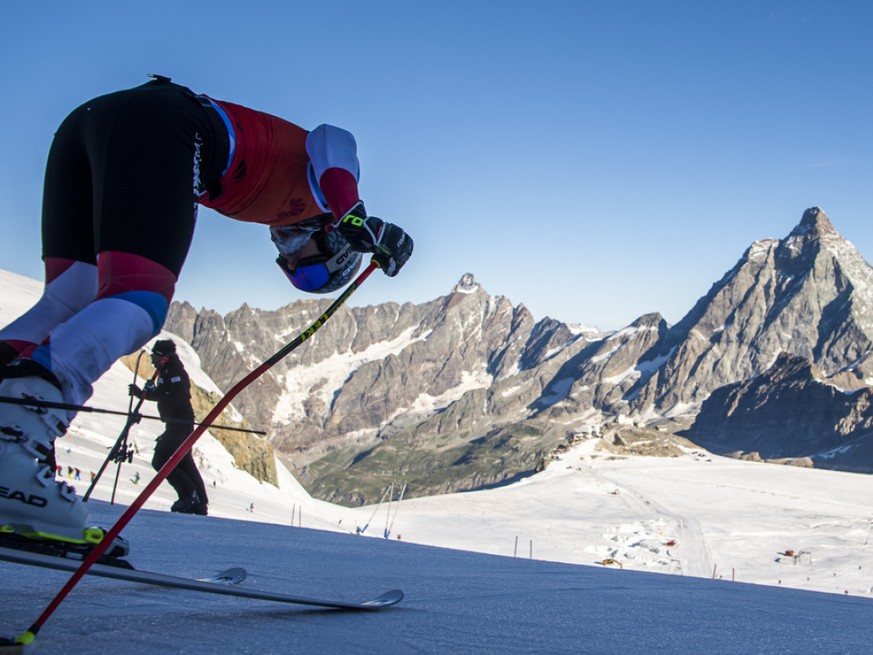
[129,340,208,515]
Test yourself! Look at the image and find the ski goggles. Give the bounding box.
[281,257,332,292]
[276,242,360,293]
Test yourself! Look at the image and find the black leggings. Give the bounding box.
[152,424,209,504]
[42,78,227,276]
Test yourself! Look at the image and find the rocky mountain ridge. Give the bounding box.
[683,352,873,472]
[164,208,873,504]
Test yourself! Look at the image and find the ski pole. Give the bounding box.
[128,350,146,418]
[83,352,154,502]
[0,395,265,434]
[13,260,378,647]
[107,353,174,505]
[109,350,150,504]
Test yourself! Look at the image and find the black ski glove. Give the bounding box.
[128,384,142,398]
[334,202,413,277]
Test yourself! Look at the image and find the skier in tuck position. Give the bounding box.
[129,339,208,515]
[0,74,413,550]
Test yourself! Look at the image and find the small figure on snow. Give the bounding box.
[0,74,413,545]
[129,340,208,515]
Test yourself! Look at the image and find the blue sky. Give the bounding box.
[2,1,871,329]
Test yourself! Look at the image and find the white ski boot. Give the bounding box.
[0,374,89,542]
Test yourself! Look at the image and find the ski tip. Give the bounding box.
[207,567,247,585]
[362,589,404,608]
[222,566,248,583]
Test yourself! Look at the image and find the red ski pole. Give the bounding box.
[13,261,378,647]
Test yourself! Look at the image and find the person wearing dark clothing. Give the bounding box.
[129,339,208,515]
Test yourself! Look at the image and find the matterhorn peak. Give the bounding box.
[453,273,480,294]
[790,206,837,238]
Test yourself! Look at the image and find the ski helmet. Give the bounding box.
[152,339,176,356]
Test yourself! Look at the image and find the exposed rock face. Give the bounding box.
[190,386,278,486]
[165,208,873,504]
[682,353,873,472]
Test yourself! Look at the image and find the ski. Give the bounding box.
[0,545,246,585]
[0,545,402,610]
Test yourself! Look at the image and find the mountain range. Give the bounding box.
[164,207,873,504]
